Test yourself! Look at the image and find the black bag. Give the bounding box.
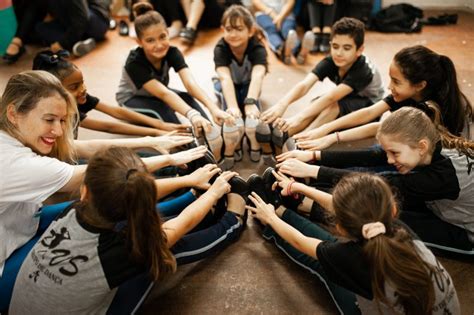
[370,3,423,33]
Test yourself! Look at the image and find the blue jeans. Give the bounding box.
[0,201,73,312]
[213,80,261,115]
[262,209,361,315]
[107,193,244,314]
[256,13,300,55]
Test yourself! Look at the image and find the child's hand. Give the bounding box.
[261,104,285,124]
[191,115,212,136]
[188,164,221,190]
[276,150,313,163]
[293,126,327,141]
[158,121,192,133]
[274,116,302,132]
[244,105,260,118]
[149,134,194,153]
[276,158,319,179]
[246,192,276,225]
[273,14,284,30]
[226,108,242,118]
[207,171,238,199]
[169,146,207,166]
[296,134,337,151]
[212,109,235,125]
[272,171,297,197]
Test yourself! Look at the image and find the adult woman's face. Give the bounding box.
[10,93,67,155]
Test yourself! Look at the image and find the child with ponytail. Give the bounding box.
[117,2,230,161]
[247,172,460,314]
[9,147,248,313]
[33,50,189,138]
[277,106,474,254]
[295,45,473,151]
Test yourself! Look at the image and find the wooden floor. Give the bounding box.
[1,9,473,315]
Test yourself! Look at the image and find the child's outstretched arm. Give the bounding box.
[142,79,211,132]
[216,66,241,117]
[178,68,233,125]
[247,192,321,259]
[95,102,190,133]
[80,117,166,137]
[294,99,390,141]
[163,171,237,247]
[261,72,318,124]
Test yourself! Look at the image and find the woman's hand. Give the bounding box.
[296,134,336,151]
[246,192,276,225]
[276,158,319,179]
[207,171,238,199]
[260,104,285,124]
[149,134,194,154]
[169,146,207,166]
[187,164,222,190]
[276,150,313,163]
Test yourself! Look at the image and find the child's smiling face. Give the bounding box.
[138,23,170,62]
[222,18,253,50]
[62,68,87,105]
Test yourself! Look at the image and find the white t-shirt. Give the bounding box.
[0,131,74,275]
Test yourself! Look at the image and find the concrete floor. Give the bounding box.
[1,9,473,315]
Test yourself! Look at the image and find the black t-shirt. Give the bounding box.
[312,55,375,97]
[383,94,429,111]
[213,37,267,85]
[125,46,188,89]
[316,221,417,300]
[78,94,100,121]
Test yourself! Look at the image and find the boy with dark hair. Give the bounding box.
[260,17,384,137]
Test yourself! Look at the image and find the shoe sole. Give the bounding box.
[73,39,96,57]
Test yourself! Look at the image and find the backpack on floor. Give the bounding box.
[369,3,423,33]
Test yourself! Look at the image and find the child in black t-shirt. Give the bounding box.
[213,5,269,170]
[33,50,190,139]
[260,17,384,147]
[277,106,474,255]
[247,172,460,314]
[295,45,473,150]
[117,3,232,161]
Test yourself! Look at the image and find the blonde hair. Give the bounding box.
[377,105,473,158]
[0,70,78,162]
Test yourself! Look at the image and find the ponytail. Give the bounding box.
[123,170,176,280]
[32,50,77,81]
[84,147,176,281]
[332,174,438,314]
[438,55,473,135]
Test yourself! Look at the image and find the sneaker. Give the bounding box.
[296,31,315,65]
[179,27,197,45]
[72,38,96,57]
[319,33,330,54]
[283,30,298,65]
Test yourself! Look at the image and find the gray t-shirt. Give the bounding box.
[10,205,144,314]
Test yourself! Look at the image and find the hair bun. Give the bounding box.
[132,2,154,18]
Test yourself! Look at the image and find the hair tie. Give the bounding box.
[362,222,386,239]
[125,168,138,180]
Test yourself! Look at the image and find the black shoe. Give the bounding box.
[109,19,117,30]
[319,33,330,54]
[228,175,250,226]
[310,33,322,54]
[3,43,25,64]
[247,174,267,203]
[262,167,282,208]
[119,20,129,36]
[179,27,197,45]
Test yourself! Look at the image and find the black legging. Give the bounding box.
[307,1,336,30]
[12,0,47,43]
[149,0,181,26]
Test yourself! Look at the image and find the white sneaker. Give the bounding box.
[283,30,298,65]
[72,38,96,57]
[297,31,315,65]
